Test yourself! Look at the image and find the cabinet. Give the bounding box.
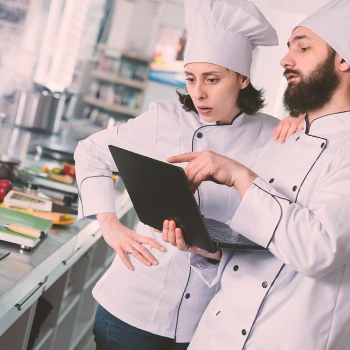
[82,44,151,125]
[0,207,138,350]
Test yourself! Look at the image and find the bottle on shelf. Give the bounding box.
[84,44,151,119]
[114,85,125,105]
[119,61,133,80]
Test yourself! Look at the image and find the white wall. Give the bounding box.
[251,0,330,119]
[107,0,136,53]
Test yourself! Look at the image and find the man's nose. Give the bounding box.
[280,51,294,69]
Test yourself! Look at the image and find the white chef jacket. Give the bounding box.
[189,110,350,349]
[74,100,278,342]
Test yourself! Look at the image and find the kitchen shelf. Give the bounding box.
[32,327,54,350]
[81,43,150,122]
[52,302,80,350]
[70,319,94,350]
[84,266,104,290]
[83,95,141,117]
[90,70,147,89]
[58,294,81,324]
[97,42,152,63]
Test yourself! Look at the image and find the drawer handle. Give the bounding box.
[62,247,81,266]
[15,278,47,311]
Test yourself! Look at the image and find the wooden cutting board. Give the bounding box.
[0,207,52,248]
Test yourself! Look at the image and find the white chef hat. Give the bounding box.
[298,0,350,64]
[183,0,278,77]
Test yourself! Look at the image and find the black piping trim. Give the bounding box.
[77,187,83,216]
[308,109,350,129]
[242,263,286,349]
[304,115,310,134]
[190,118,245,151]
[268,194,291,203]
[253,184,284,249]
[174,266,192,341]
[295,133,328,202]
[191,120,243,210]
[240,117,332,348]
[78,175,113,218]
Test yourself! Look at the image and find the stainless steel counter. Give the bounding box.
[0,219,92,318]
[0,120,133,340]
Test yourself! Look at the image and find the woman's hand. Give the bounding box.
[273,114,305,143]
[97,212,165,270]
[162,220,222,261]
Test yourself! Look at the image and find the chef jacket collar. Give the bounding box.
[197,110,244,126]
[306,109,350,133]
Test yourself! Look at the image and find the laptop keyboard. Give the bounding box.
[207,225,256,245]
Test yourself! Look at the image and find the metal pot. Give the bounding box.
[0,155,21,181]
[10,85,66,134]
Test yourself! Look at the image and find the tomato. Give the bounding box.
[63,164,76,178]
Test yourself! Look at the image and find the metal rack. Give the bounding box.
[82,44,152,121]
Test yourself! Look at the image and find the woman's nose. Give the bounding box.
[193,83,206,100]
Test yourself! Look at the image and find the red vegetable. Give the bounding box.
[63,164,76,178]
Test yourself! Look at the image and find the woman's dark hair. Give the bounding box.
[177,80,265,116]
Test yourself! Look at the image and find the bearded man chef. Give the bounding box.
[164,0,350,349]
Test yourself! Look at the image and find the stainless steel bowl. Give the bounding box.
[0,155,21,180]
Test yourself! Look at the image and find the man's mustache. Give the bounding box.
[283,69,301,78]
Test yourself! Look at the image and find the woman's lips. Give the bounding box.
[197,107,212,115]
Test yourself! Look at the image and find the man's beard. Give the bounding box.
[283,50,340,117]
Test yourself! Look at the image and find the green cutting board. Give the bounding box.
[0,207,52,248]
[18,165,77,187]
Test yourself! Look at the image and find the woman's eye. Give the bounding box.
[208,78,219,83]
[185,77,195,83]
[300,47,309,52]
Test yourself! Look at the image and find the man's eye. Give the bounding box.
[300,47,309,52]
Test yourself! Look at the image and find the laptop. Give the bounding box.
[109,145,266,253]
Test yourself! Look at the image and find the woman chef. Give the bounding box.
[74,0,302,349]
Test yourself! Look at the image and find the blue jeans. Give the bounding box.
[93,305,190,350]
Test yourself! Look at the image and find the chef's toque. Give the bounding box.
[183,0,278,77]
[298,0,350,64]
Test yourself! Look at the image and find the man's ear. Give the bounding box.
[338,57,350,72]
[240,75,250,90]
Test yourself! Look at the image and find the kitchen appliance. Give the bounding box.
[10,84,66,134]
[32,145,75,163]
[0,155,21,181]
